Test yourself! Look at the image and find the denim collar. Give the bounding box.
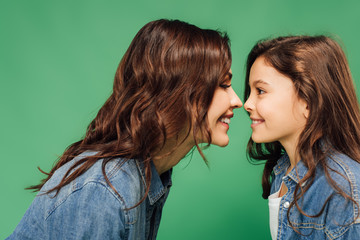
[273,153,308,184]
[135,159,172,205]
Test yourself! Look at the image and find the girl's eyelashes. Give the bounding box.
[256,87,265,95]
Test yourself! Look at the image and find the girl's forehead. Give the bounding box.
[249,57,293,87]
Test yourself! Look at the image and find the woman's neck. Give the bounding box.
[152,134,195,175]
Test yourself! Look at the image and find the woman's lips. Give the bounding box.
[219,114,233,129]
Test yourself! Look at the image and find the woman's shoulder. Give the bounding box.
[10,153,142,239]
[40,152,145,211]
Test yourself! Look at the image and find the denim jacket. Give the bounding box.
[7,152,172,240]
[270,152,360,239]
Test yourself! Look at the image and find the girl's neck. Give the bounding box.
[281,139,301,175]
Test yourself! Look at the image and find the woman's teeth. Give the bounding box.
[220,117,230,124]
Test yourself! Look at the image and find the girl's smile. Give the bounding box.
[250,118,265,127]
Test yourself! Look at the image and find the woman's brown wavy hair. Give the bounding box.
[244,35,360,229]
[29,19,232,206]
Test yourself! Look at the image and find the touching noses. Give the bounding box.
[230,88,243,109]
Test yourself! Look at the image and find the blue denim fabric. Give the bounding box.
[7,152,172,240]
[270,152,360,239]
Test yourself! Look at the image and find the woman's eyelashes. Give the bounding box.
[220,83,232,89]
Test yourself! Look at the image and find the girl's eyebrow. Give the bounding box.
[251,79,269,86]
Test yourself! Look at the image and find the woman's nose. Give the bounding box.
[230,88,243,109]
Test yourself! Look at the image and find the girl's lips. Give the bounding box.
[250,118,264,127]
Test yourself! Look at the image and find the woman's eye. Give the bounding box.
[220,84,231,89]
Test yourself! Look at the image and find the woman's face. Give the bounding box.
[206,70,243,147]
[244,56,308,149]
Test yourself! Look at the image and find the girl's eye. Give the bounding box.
[257,88,265,95]
[220,84,232,89]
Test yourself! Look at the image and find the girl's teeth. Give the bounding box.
[220,118,230,124]
[252,120,262,124]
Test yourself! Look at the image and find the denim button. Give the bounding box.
[284,201,290,208]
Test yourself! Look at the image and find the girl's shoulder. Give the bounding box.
[323,153,360,235]
[325,152,360,182]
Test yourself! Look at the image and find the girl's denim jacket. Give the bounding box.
[7,152,172,239]
[270,152,360,239]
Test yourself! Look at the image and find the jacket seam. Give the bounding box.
[45,181,128,223]
[331,155,359,221]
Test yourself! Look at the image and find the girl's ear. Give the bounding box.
[303,103,309,119]
[298,97,309,119]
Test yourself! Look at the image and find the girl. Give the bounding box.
[244,36,360,239]
[7,19,242,239]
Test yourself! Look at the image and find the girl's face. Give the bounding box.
[206,70,243,147]
[244,56,308,148]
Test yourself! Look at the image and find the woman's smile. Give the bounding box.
[219,114,233,129]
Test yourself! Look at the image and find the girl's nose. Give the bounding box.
[244,98,253,112]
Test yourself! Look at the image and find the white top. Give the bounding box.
[268,190,282,240]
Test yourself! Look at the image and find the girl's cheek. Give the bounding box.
[256,101,268,115]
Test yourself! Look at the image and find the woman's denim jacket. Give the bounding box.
[271,152,360,239]
[7,152,172,239]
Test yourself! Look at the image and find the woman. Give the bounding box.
[7,19,242,239]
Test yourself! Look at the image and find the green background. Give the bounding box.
[1,0,360,239]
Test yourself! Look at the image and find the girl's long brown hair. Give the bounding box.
[29,19,232,206]
[244,35,360,230]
